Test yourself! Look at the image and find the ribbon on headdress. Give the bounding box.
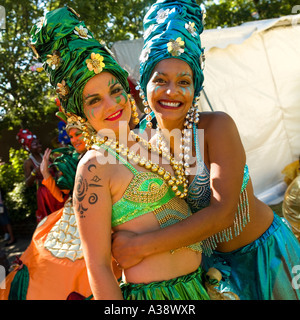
[16,129,37,152]
[30,6,130,118]
[139,0,205,99]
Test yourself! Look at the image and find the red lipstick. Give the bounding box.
[105,109,123,121]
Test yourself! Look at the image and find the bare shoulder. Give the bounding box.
[76,148,114,179]
[23,158,34,176]
[199,111,237,131]
[199,111,245,162]
[199,111,241,142]
[73,149,113,219]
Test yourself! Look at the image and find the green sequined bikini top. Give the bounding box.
[93,143,202,253]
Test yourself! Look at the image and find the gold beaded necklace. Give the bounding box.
[94,131,189,199]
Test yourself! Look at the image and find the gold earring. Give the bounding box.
[138,86,152,129]
[128,94,140,126]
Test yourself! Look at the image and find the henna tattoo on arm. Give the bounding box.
[74,169,103,218]
[88,164,96,172]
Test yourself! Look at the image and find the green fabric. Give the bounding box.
[97,142,202,252]
[97,143,176,227]
[49,145,80,192]
[121,266,210,300]
[8,265,29,300]
[139,111,155,133]
[30,6,129,118]
[112,173,178,227]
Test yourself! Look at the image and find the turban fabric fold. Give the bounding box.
[30,6,130,118]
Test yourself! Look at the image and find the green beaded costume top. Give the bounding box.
[94,143,202,253]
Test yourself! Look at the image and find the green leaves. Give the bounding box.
[0,147,36,222]
[0,0,47,129]
[203,0,300,29]
[0,0,297,130]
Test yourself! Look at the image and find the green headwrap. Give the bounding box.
[30,6,130,118]
[139,0,205,99]
[50,146,80,193]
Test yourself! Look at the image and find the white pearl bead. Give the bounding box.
[184,154,190,161]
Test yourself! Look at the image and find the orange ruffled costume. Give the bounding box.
[0,198,92,300]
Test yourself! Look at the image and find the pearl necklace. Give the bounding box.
[156,101,200,175]
[94,131,189,198]
[156,126,194,176]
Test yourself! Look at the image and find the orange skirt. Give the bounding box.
[0,203,92,300]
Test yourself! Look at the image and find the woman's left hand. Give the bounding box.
[111,230,143,269]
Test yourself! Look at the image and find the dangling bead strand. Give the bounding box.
[128,93,140,126]
[130,131,189,198]
[66,113,97,150]
[156,126,193,176]
[137,83,153,129]
[156,96,201,175]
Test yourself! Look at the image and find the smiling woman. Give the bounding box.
[146,59,194,127]
[82,73,132,136]
[67,128,86,154]
[111,0,300,301]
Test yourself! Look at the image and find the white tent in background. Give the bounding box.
[111,15,300,204]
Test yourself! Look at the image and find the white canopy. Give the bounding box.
[111,15,300,203]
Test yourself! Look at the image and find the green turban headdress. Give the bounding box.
[50,146,80,193]
[30,6,130,118]
[139,0,205,99]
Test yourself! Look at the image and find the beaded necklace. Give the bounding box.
[156,124,195,176]
[93,131,189,199]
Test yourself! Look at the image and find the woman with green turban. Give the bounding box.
[0,115,93,300]
[111,0,300,300]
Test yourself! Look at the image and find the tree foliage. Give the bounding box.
[1,0,296,131]
[44,0,155,46]
[0,147,36,222]
[203,0,299,29]
[0,0,55,131]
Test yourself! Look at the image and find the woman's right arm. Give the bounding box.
[73,152,123,300]
[112,112,246,268]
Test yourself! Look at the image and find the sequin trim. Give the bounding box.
[123,172,169,203]
[153,197,202,253]
[187,124,251,256]
[187,123,211,211]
